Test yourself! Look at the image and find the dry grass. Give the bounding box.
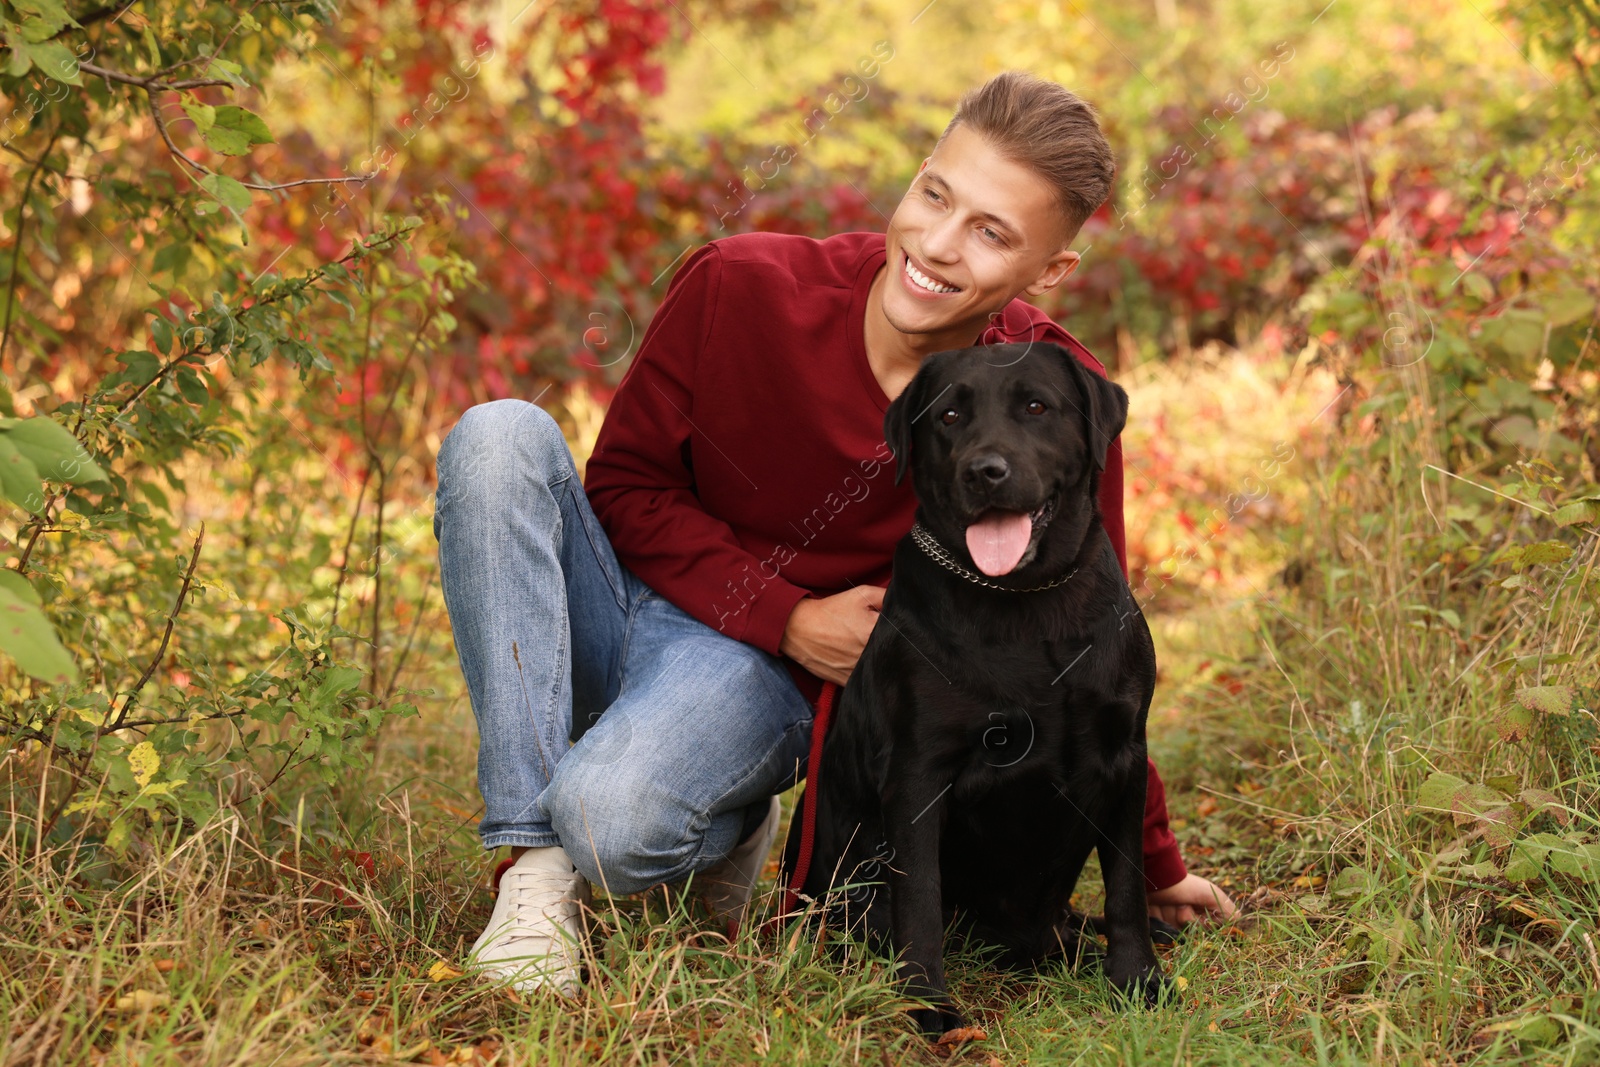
[5,349,1598,1065]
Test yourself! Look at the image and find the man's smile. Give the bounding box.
[901,250,962,297]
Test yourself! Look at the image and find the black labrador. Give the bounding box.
[780,341,1173,1035]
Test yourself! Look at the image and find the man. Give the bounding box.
[434,70,1238,996]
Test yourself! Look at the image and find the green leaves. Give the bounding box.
[1509,541,1571,570]
[4,31,83,83]
[1413,768,1572,848]
[1516,685,1575,717]
[207,105,275,155]
[4,0,83,81]
[1551,496,1600,527]
[198,173,252,214]
[183,100,274,156]
[0,438,41,514]
[0,569,76,685]
[0,416,108,514]
[0,417,103,682]
[12,0,80,41]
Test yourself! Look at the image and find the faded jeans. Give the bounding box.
[433,399,814,895]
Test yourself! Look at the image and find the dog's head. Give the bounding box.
[883,342,1128,578]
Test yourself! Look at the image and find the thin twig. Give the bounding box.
[104,524,205,733]
[328,465,373,633]
[1,127,60,369]
[144,93,376,192]
[81,61,234,91]
[97,708,252,733]
[10,493,61,575]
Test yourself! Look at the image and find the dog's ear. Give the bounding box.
[1051,343,1128,471]
[883,365,929,487]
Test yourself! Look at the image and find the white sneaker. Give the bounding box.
[468,846,592,997]
[695,795,781,936]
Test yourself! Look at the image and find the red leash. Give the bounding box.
[777,678,840,921]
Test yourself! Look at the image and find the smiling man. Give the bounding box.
[434,70,1237,997]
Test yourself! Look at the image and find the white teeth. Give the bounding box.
[904,255,957,294]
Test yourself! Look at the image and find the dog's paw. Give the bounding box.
[1107,962,1180,1010]
[909,1002,966,1039]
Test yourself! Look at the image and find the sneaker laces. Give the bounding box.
[495,866,583,950]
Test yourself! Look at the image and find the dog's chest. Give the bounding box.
[933,689,1082,802]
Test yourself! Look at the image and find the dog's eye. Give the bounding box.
[939,408,960,426]
[1026,400,1048,415]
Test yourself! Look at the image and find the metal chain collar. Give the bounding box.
[909,521,1078,593]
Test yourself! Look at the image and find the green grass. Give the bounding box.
[5,352,1598,1065]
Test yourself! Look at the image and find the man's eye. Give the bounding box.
[924,188,943,203]
[982,227,1001,243]
[1025,400,1047,415]
[940,408,960,425]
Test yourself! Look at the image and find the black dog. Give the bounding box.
[780,341,1172,1035]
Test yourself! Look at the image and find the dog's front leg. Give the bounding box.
[882,763,965,1037]
[1097,758,1174,1008]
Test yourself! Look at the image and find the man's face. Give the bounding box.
[881,123,1082,337]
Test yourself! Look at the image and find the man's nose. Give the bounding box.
[921,213,962,262]
[962,453,1010,487]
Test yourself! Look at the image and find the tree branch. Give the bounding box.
[104,524,205,733]
[1,127,61,371]
[145,93,377,192]
[80,61,235,92]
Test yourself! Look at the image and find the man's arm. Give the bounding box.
[583,243,810,654]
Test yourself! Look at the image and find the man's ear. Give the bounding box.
[1050,343,1127,471]
[883,369,928,487]
[1024,249,1081,297]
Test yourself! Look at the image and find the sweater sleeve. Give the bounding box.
[582,243,812,656]
[1141,758,1188,892]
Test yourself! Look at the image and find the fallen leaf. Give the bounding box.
[427,960,465,982]
[153,959,176,973]
[936,1026,988,1045]
[113,990,170,1012]
[1174,975,1189,991]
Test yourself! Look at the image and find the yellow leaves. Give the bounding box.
[129,742,159,787]
[113,990,170,1013]
[1174,974,1190,991]
[426,961,464,982]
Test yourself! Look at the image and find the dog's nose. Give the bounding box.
[963,453,1010,486]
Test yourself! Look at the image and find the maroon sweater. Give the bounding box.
[583,231,1187,891]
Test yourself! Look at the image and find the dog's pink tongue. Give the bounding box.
[965,510,1032,576]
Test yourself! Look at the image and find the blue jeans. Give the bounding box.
[433,399,815,895]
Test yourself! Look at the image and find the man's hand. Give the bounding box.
[1147,873,1239,926]
[779,587,885,687]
